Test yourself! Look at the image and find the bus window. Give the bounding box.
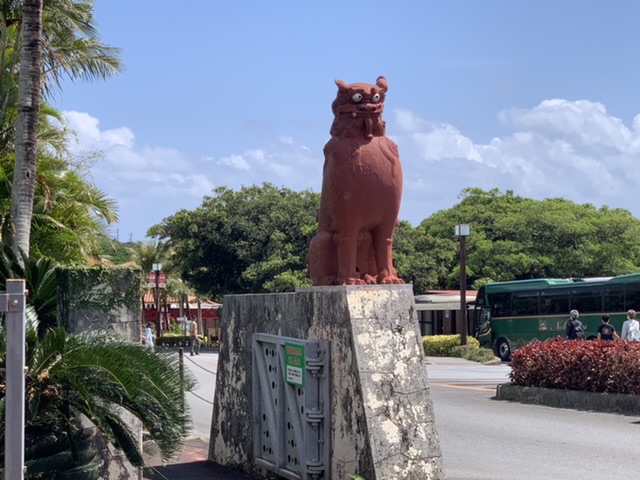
[570,285,603,313]
[488,292,511,318]
[511,291,539,316]
[604,285,625,312]
[625,283,640,310]
[540,288,570,315]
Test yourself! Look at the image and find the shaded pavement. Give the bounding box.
[143,438,261,480]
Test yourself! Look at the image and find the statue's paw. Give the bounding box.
[380,276,405,285]
[339,277,366,286]
[362,274,377,284]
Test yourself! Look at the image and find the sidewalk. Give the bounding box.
[143,438,261,479]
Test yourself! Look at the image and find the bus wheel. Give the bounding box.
[496,338,511,361]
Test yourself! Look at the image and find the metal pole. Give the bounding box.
[5,279,26,480]
[155,269,161,339]
[178,348,184,412]
[460,235,468,346]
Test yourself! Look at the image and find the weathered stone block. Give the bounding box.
[210,285,445,479]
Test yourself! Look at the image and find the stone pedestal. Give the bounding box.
[210,285,445,480]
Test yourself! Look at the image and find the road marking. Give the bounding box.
[431,383,495,392]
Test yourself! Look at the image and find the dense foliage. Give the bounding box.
[148,183,320,301]
[0,308,196,476]
[150,185,640,297]
[1,0,122,263]
[510,338,640,394]
[421,188,640,289]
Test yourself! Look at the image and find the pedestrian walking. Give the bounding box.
[597,314,619,341]
[566,309,585,340]
[621,309,640,341]
[144,323,155,348]
[190,319,200,355]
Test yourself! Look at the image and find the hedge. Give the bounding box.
[156,334,208,348]
[422,334,479,356]
[510,338,640,394]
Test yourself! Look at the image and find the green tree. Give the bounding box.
[149,183,320,300]
[418,188,640,289]
[1,0,122,260]
[393,220,457,293]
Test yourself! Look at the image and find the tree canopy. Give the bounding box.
[148,183,320,300]
[418,187,640,290]
[151,185,640,297]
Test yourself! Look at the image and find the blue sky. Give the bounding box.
[54,0,640,242]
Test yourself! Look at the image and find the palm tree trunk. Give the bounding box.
[10,0,43,259]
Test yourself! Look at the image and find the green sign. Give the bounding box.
[284,342,305,387]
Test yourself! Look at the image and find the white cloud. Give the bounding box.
[66,98,640,241]
[64,110,134,149]
[62,111,323,241]
[393,99,640,225]
[217,154,251,170]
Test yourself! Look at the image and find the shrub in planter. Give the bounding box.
[423,334,479,356]
[509,338,640,394]
[155,334,208,348]
[156,334,191,347]
[450,344,497,363]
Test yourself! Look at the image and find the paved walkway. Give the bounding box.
[143,438,261,479]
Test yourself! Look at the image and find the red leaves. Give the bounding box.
[509,338,640,394]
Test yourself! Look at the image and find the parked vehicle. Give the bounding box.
[473,273,640,360]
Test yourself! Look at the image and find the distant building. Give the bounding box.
[414,290,477,336]
[143,291,222,341]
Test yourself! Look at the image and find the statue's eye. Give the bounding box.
[352,93,363,103]
[372,93,381,103]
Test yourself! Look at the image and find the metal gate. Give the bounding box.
[252,333,331,480]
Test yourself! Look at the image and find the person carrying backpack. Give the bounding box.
[597,314,619,341]
[621,309,640,341]
[566,309,585,340]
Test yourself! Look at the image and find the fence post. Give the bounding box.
[4,279,27,480]
[178,347,184,412]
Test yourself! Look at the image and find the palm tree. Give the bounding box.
[0,306,196,476]
[130,239,172,334]
[1,144,120,264]
[10,0,42,259]
[1,0,122,259]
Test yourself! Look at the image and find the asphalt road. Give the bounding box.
[428,360,640,480]
[182,353,640,479]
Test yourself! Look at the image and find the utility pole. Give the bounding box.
[455,224,470,346]
[153,263,163,339]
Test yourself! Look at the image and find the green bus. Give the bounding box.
[473,273,640,361]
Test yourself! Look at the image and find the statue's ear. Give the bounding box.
[335,78,348,91]
[376,76,388,92]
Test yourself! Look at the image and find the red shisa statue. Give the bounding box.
[307,76,404,286]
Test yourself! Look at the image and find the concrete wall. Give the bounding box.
[57,267,142,480]
[210,285,445,480]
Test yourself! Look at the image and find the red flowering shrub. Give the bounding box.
[509,338,640,395]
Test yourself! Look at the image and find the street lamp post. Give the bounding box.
[153,263,162,339]
[455,224,470,346]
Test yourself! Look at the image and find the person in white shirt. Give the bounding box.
[620,309,640,341]
[144,323,155,348]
